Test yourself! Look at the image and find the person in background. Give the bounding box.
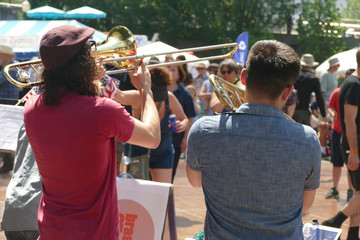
[208,62,219,75]
[320,58,340,104]
[168,64,196,182]
[0,44,20,100]
[210,58,241,113]
[186,40,320,239]
[176,55,193,86]
[198,63,219,116]
[24,25,160,240]
[282,89,298,118]
[293,53,327,126]
[1,123,41,240]
[322,49,360,240]
[113,66,189,184]
[186,85,201,119]
[325,84,354,201]
[318,58,340,160]
[0,47,24,173]
[193,62,208,95]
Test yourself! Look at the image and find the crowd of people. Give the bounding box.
[0,24,359,240]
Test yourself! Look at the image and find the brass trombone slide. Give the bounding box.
[103,42,239,75]
[4,25,238,88]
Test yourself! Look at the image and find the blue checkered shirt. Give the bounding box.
[187,103,321,239]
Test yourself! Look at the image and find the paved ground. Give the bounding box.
[0,159,354,239]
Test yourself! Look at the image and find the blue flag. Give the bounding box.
[232,31,249,67]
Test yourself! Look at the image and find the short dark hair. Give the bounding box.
[245,40,300,100]
[356,48,360,67]
[40,42,99,106]
[345,68,356,78]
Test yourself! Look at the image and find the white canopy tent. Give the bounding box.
[137,41,210,78]
[0,20,107,60]
[315,48,358,79]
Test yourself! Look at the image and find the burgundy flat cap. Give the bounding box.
[40,25,95,70]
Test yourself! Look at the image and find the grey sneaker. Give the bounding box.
[347,189,354,202]
[325,187,339,199]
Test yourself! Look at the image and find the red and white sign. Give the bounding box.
[117,177,172,240]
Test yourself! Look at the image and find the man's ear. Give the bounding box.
[240,69,246,85]
[282,85,294,101]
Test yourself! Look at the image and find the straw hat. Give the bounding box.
[328,58,340,67]
[0,45,15,56]
[300,54,319,67]
[196,63,206,69]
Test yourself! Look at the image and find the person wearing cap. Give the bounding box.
[322,48,360,240]
[0,44,20,100]
[320,57,340,103]
[208,62,219,75]
[198,62,219,116]
[317,57,340,168]
[23,25,161,240]
[148,56,160,65]
[293,53,328,126]
[193,62,209,95]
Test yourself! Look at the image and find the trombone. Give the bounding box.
[4,25,238,88]
[209,74,294,121]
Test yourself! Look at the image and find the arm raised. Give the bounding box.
[126,62,161,149]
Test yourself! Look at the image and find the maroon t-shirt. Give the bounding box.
[24,91,135,240]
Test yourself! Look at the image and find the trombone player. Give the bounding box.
[186,40,321,239]
[23,25,160,239]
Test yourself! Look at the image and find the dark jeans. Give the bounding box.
[5,231,39,240]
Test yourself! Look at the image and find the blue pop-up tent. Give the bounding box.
[0,20,107,60]
[26,6,66,19]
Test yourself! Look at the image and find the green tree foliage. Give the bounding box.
[341,0,360,19]
[297,0,346,63]
[27,0,296,49]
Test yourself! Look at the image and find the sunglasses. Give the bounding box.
[221,69,234,75]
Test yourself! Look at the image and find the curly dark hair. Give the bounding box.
[39,43,100,106]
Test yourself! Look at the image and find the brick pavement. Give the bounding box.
[0,159,354,239]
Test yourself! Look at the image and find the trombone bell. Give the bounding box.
[93,26,137,69]
[208,74,245,111]
[209,74,294,121]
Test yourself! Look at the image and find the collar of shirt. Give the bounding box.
[235,103,286,119]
